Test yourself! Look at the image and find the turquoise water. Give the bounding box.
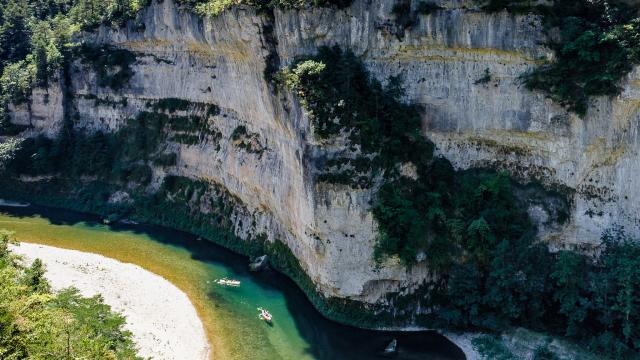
[0,204,465,360]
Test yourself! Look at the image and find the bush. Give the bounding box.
[521,1,640,115]
[472,335,515,360]
[475,68,492,85]
[188,0,353,17]
[480,0,539,14]
[392,0,417,30]
[0,0,148,106]
[0,60,36,104]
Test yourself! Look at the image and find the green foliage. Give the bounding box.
[124,164,152,185]
[150,97,220,117]
[261,20,279,84]
[0,0,32,69]
[80,93,128,108]
[0,137,21,168]
[0,59,36,104]
[588,229,640,357]
[480,0,640,116]
[188,0,352,17]
[520,0,640,115]
[315,155,373,188]
[392,0,417,31]
[281,46,431,191]
[30,17,76,86]
[281,47,531,269]
[2,97,222,185]
[23,258,50,293]
[550,250,590,337]
[0,230,140,359]
[480,0,540,14]
[533,345,560,360]
[416,1,442,15]
[152,152,178,167]
[231,125,247,141]
[230,125,265,154]
[472,335,515,360]
[0,0,147,111]
[68,0,150,29]
[443,229,640,359]
[475,68,492,85]
[275,60,325,89]
[144,99,222,145]
[192,0,241,17]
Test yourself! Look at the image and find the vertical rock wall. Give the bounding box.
[9,0,640,307]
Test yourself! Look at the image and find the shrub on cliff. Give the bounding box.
[0,60,36,105]
[522,1,640,116]
[483,0,640,116]
[280,46,531,268]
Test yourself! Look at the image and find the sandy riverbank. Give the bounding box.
[13,242,211,360]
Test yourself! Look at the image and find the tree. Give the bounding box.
[24,258,50,293]
[0,0,32,67]
[0,59,35,104]
[551,251,591,337]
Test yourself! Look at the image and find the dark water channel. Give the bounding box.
[0,204,465,360]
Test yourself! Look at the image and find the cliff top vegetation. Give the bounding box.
[2,0,640,122]
[484,0,640,115]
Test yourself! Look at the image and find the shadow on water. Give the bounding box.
[0,204,466,360]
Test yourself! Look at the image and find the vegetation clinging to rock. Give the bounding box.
[281,45,640,358]
[525,0,640,115]
[187,0,352,17]
[279,46,529,266]
[2,98,222,185]
[483,0,640,116]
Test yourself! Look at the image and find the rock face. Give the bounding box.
[9,0,640,308]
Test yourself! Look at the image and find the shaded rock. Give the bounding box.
[249,255,268,272]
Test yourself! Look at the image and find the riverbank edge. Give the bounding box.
[0,192,601,360]
[0,186,410,328]
[11,242,211,360]
[0,188,474,357]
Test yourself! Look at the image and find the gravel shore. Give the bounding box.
[13,242,211,360]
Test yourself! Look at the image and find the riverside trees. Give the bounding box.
[0,230,140,359]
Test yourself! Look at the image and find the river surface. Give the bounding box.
[0,204,465,360]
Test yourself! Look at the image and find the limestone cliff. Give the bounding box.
[7,0,640,315]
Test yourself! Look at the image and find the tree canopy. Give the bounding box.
[0,230,140,359]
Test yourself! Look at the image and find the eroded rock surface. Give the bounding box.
[10,0,640,309]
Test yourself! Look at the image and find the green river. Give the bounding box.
[0,204,465,360]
